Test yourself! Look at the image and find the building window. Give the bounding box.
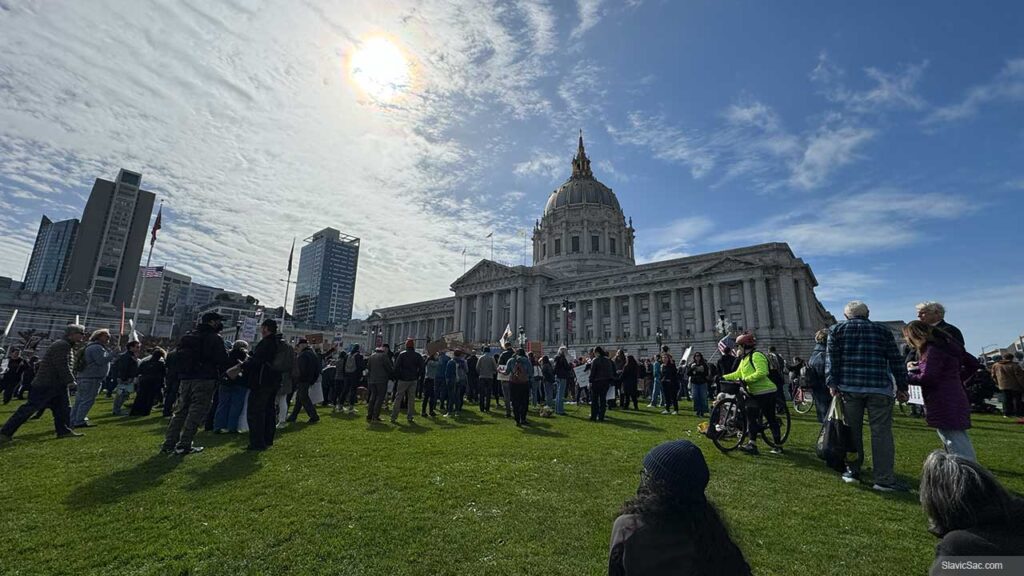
[610,237,616,255]
[542,243,547,258]
[591,235,600,253]
[571,236,580,253]
[554,238,561,255]
[729,286,742,304]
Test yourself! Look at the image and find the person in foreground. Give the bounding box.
[920,450,1024,576]
[608,439,751,576]
[0,324,87,443]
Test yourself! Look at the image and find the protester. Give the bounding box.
[1,348,27,405]
[112,341,141,416]
[589,346,616,422]
[320,360,337,408]
[213,341,250,432]
[915,301,965,345]
[130,348,166,416]
[497,343,515,418]
[476,346,497,413]
[466,350,479,404]
[608,439,752,576]
[422,353,439,417]
[444,349,469,417]
[435,349,451,414]
[648,354,662,408]
[70,330,117,428]
[365,345,393,423]
[620,355,640,410]
[160,312,233,455]
[505,347,533,426]
[541,355,556,411]
[659,347,679,415]
[243,319,285,451]
[162,349,182,419]
[553,346,572,415]
[920,450,1024,573]
[529,352,543,406]
[804,329,830,423]
[686,352,711,418]
[990,353,1024,418]
[826,301,908,491]
[904,321,980,461]
[723,333,783,455]
[336,344,364,414]
[288,338,322,424]
[391,339,423,424]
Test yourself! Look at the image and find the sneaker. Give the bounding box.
[770,446,784,455]
[671,410,678,415]
[308,417,320,424]
[739,443,759,455]
[872,482,910,493]
[647,404,654,408]
[841,469,860,484]
[349,408,359,415]
[56,430,85,438]
[442,413,450,418]
[158,446,174,454]
[275,421,289,430]
[174,445,204,455]
[661,410,670,414]
[215,428,229,434]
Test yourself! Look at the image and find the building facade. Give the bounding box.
[292,228,360,326]
[24,215,79,293]
[130,266,193,338]
[63,169,156,306]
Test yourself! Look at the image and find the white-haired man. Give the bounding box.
[915,301,964,346]
[826,301,908,492]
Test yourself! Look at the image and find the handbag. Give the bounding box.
[815,394,856,472]
[308,376,325,404]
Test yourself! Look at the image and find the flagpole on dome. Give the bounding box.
[130,199,163,334]
[486,232,493,261]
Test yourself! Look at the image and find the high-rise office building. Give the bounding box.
[63,169,156,305]
[293,228,359,326]
[24,215,79,293]
[131,266,192,330]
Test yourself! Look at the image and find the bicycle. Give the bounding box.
[708,380,791,453]
[789,376,814,415]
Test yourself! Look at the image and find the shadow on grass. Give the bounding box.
[185,450,261,490]
[396,422,430,434]
[65,454,184,510]
[520,421,568,438]
[602,417,660,431]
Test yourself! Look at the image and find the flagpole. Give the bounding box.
[130,200,162,333]
[490,234,494,261]
[281,237,295,333]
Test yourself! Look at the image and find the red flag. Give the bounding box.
[150,205,162,246]
[287,237,295,274]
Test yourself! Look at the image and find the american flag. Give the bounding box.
[143,267,163,278]
[718,335,736,356]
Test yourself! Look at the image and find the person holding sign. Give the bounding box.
[904,321,980,462]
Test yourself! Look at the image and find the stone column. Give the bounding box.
[491,291,501,341]
[703,285,716,333]
[755,277,770,329]
[694,286,704,335]
[593,295,603,343]
[628,294,639,341]
[779,272,801,331]
[461,298,470,336]
[610,295,620,343]
[475,294,487,342]
[509,288,518,333]
[516,286,526,333]
[453,297,462,336]
[648,291,658,339]
[670,288,681,339]
[797,276,813,330]
[710,282,722,324]
[743,280,756,332]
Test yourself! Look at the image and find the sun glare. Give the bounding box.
[350,36,410,102]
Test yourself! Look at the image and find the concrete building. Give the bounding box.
[292,228,360,326]
[367,135,835,360]
[23,216,79,293]
[63,169,156,306]
[130,266,192,337]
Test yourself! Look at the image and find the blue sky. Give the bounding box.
[0,0,1021,352]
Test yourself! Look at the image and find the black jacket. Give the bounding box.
[115,351,140,381]
[297,347,322,385]
[930,501,1024,575]
[590,356,617,384]
[243,334,283,391]
[178,324,233,380]
[554,354,573,379]
[394,349,425,381]
[137,357,166,386]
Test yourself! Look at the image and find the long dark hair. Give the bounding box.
[620,479,751,575]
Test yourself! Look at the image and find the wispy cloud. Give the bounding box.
[607,112,714,178]
[714,187,972,256]
[925,57,1024,124]
[514,151,565,181]
[811,52,929,112]
[814,270,885,303]
[570,0,605,40]
[636,216,715,264]
[789,122,875,189]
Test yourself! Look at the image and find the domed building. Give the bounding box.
[367,134,834,360]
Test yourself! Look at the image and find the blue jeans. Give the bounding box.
[71,377,103,426]
[213,384,248,432]
[650,379,662,406]
[692,383,708,416]
[555,378,567,414]
[937,429,977,462]
[531,378,543,405]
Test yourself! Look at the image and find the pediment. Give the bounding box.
[451,259,520,289]
[693,256,760,276]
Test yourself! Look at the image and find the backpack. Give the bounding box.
[73,345,89,374]
[272,340,294,374]
[510,359,528,384]
[345,353,360,374]
[176,330,205,375]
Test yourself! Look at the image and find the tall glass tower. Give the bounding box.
[292,228,360,326]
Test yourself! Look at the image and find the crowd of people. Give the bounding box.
[1,300,1022,572]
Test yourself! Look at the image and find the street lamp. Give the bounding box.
[233,319,243,342]
[655,327,663,349]
[561,298,575,347]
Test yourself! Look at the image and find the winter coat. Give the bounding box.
[476,353,497,379]
[137,357,167,389]
[78,343,117,380]
[805,343,827,390]
[177,324,232,381]
[296,347,322,385]
[609,513,751,576]
[991,360,1024,391]
[32,337,75,390]
[114,351,140,381]
[394,349,425,381]
[686,362,710,385]
[929,500,1024,576]
[366,351,393,385]
[589,355,617,385]
[242,334,283,392]
[619,362,639,387]
[554,354,573,379]
[542,362,556,384]
[908,341,977,430]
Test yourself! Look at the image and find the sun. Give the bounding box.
[349,36,411,102]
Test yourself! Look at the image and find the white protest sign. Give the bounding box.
[573,363,590,388]
[907,384,924,406]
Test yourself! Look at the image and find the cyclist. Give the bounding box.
[722,333,783,455]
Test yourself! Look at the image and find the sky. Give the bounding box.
[0,0,1021,353]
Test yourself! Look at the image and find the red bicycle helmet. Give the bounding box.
[735,332,757,347]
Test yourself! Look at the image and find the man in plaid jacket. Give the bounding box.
[826,301,908,492]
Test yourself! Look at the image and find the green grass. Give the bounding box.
[0,395,1021,576]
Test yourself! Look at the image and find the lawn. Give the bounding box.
[0,395,1021,576]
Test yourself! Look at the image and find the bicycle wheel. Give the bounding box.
[793,388,813,414]
[710,397,746,452]
[763,397,792,447]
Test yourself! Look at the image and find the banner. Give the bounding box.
[529,340,544,356]
[573,363,590,389]
[907,384,924,406]
[304,333,324,346]
[426,338,448,357]
[241,317,258,342]
[681,346,693,364]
